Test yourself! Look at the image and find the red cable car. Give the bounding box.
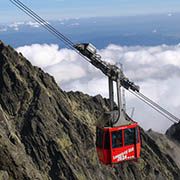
[95,77,141,165]
[74,43,141,165]
[96,122,141,165]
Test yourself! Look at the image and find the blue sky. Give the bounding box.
[1,0,180,23]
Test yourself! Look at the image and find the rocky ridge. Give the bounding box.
[0,40,180,180]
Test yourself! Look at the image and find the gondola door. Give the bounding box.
[96,128,111,164]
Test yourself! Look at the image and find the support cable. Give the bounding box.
[138,92,179,123]
[138,92,179,122]
[11,0,74,46]
[9,0,91,62]
[129,90,179,123]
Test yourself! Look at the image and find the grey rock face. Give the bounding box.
[166,122,180,143]
[0,40,180,180]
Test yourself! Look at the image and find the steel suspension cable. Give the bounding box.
[11,0,74,47]
[9,0,91,62]
[129,90,179,123]
[138,92,179,122]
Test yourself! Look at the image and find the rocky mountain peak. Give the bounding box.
[0,40,180,180]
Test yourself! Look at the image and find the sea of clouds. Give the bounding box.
[16,43,180,132]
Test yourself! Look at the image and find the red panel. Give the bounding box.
[136,142,141,158]
[96,148,111,164]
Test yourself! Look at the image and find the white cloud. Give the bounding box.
[8,22,25,31]
[6,21,44,31]
[168,13,172,17]
[70,23,80,26]
[58,18,80,25]
[152,29,157,33]
[17,44,77,68]
[0,27,7,32]
[16,44,86,83]
[26,21,40,28]
[47,63,86,82]
[16,43,180,133]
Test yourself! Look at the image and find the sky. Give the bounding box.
[1,0,180,22]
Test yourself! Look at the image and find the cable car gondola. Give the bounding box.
[96,121,141,164]
[75,43,142,165]
[95,72,141,165]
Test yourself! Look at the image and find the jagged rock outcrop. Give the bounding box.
[166,122,180,143]
[0,40,180,180]
[147,129,180,170]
